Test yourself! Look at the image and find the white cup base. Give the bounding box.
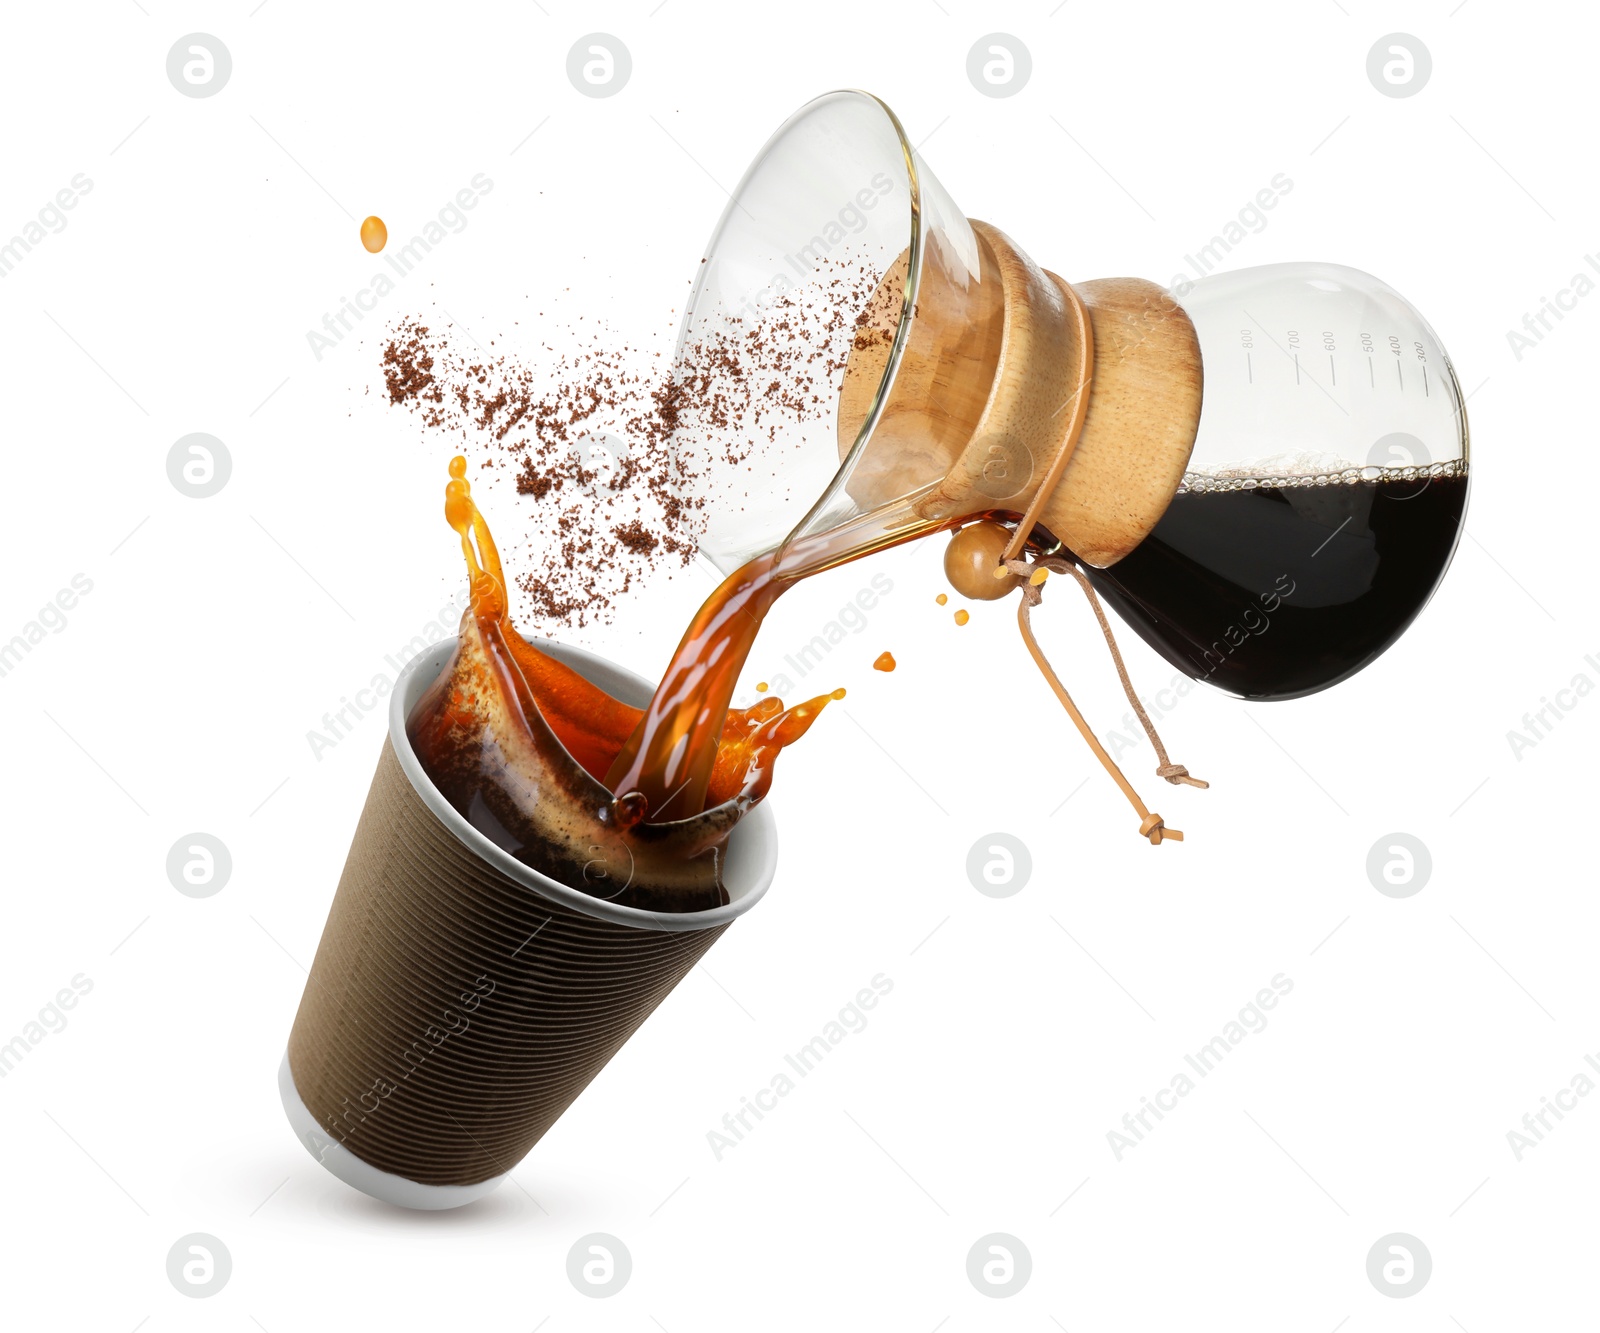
[278,1055,508,1211]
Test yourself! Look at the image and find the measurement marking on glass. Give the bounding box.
[1329,355,1336,386]
[1368,357,1375,387]
[1294,353,1300,385]
[1246,352,1253,383]
[1396,359,1403,390]
[1423,364,1429,397]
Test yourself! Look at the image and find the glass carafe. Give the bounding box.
[666,91,1470,702]
[1080,263,1468,699]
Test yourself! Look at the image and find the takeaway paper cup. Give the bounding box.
[280,638,777,1210]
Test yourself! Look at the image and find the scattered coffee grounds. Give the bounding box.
[378,254,884,631]
[379,314,704,627]
[873,651,896,672]
[382,330,438,412]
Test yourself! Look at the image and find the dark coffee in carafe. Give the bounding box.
[1080,462,1468,701]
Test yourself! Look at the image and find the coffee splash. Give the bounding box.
[406,456,843,913]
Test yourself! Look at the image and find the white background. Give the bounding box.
[0,1,1593,1328]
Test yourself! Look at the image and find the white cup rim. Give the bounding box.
[388,637,778,933]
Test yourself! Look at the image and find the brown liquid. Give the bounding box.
[598,493,948,824]
[406,457,848,911]
[602,550,789,821]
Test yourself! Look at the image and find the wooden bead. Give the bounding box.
[944,521,1021,601]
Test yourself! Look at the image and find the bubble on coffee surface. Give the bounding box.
[1178,452,1466,494]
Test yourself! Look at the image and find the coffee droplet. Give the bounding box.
[756,681,769,693]
[935,593,948,606]
[873,651,896,672]
[360,215,388,254]
[954,609,970,626]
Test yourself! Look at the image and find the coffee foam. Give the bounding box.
[1178,454,1466,494]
